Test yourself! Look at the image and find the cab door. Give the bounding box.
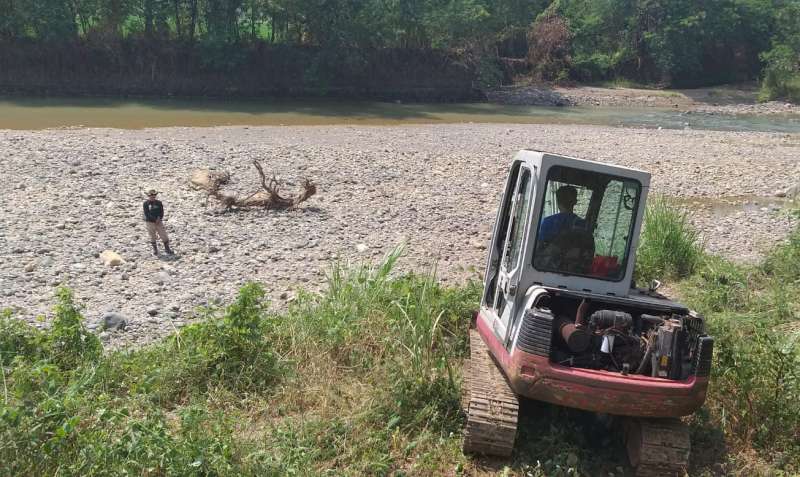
[483,164,535,344]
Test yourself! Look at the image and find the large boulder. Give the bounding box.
[775,182,800,199]
[101,312,128,331]
[99,250,125,267]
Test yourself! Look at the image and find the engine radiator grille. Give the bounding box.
[694,335,714,377]
[516,308,554,357]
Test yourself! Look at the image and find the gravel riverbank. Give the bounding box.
[488,84,800,116]
[2,124,798,348]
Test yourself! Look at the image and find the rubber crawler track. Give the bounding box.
[626,417,691,477]
[462,329,519,457]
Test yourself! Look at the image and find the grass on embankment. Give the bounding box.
[1,204,799,476]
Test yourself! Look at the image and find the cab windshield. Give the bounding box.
[532,166,641,281]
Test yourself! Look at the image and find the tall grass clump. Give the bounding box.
[680,255,754,313]
[635,197,704,283]
[174,282,280,394]
[282,248,478,429]
[0,308,43,366]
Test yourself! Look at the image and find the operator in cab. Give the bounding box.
[539,185,588,241]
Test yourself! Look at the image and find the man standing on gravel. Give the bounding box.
[143,189,174,256]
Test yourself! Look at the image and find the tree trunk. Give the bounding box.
[1,0,12,38]
[270,14,275,43]
[174,0,182,39]
[144,0,154,38]
[189,0,197,42]
[251,3,256,40]
[73,0,90,35]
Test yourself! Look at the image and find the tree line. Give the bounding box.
[0,0,797,99]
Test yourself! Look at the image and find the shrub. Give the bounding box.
[763,224,800,282]
[0,309,43,366]
[635,197,704,283]
[161,282,280,396]
[759,45,800,103]
[47,288,101,370]
[707,313,800,451]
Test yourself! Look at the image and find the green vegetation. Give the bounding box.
[680,215,800,473]
[2,206,799,475]
[635,196,704,284]
[0,250,481,475]
[759,2,800,102]
[0,0,798,98]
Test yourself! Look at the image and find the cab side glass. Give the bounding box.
[504,169,532,270]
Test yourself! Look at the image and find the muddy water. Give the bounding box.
[2,96,800,132]
[674,195,792,218]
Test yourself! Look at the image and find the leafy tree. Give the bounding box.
[760,0,800,100]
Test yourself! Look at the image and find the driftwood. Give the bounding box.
[192,161,316,210]
[190,169,231,192]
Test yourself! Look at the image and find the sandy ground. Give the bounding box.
[1,123,798,347]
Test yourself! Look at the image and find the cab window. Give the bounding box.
[532,166,641,281]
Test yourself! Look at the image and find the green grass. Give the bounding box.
[678,210,800,474]
[1,205,799,476]
[635,196,704,284]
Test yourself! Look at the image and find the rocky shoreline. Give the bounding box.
[1,124,798,349]
[488,84,800,116]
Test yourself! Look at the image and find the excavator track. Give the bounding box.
[462,329,519,457]
[625,418,691,477]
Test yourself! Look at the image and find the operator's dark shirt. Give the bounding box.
[143,200,164,223]
[539,212,587,242]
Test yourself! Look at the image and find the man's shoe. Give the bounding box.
[163,241,174,255]
[151,241,159,256]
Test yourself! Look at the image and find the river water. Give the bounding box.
[1,96,799,132]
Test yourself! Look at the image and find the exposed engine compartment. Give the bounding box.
[540,295,711,380]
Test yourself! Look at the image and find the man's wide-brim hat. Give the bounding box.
[146,189,158,196]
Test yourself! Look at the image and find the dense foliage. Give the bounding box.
[0,0,798,97]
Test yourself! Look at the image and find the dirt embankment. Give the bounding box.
[1,124,798,348]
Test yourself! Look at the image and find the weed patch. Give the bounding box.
[635,196,704,283]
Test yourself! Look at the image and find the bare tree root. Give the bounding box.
[192,161,316,211]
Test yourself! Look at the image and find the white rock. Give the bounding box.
[99,250,125,267]
[355,243,369,253]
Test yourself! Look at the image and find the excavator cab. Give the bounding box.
[464,151,713,476]
[482,151,649,348]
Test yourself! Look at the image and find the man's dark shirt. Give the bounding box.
[143,200,164,223]
[539,212,587,242]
